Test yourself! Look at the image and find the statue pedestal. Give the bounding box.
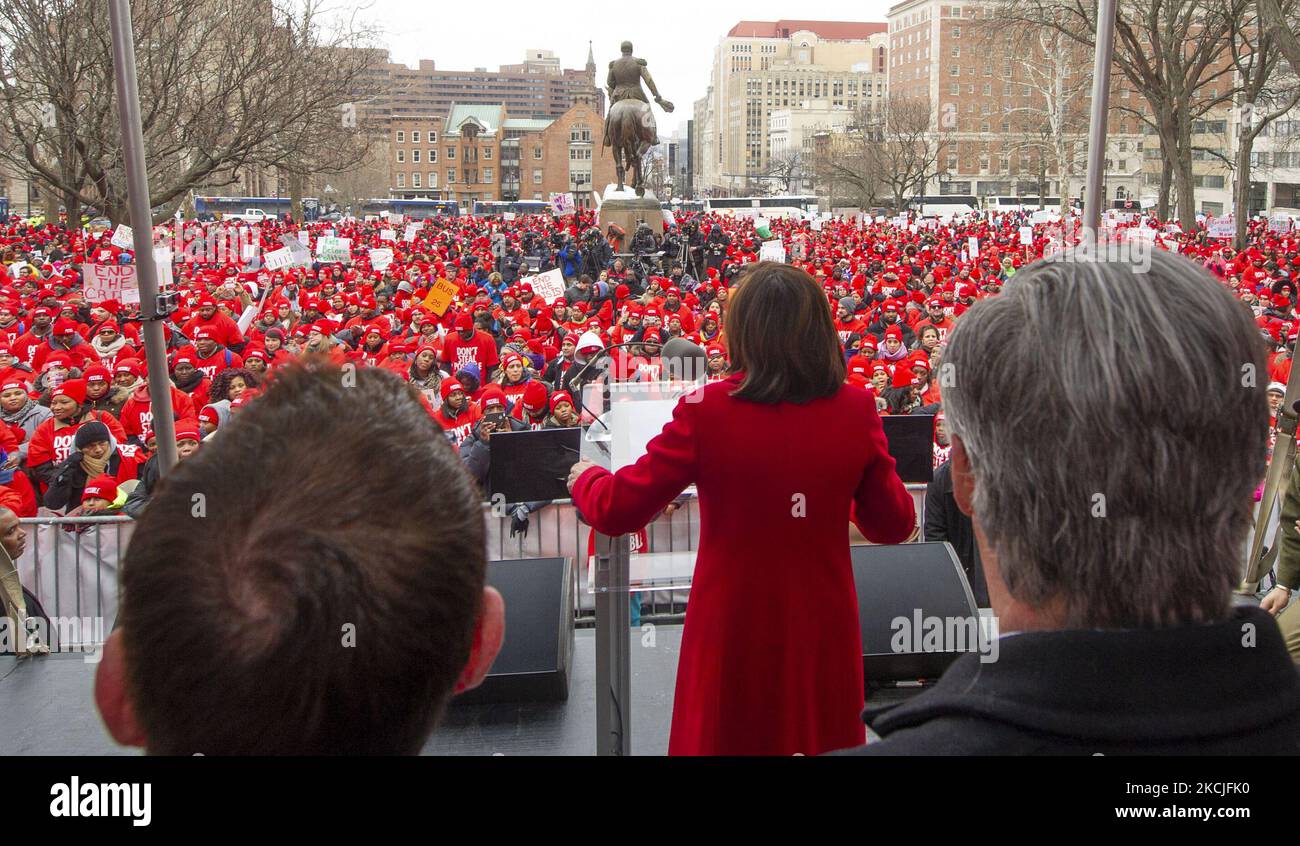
[599,185,664,239]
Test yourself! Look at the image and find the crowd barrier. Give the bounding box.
[15,485,928,643]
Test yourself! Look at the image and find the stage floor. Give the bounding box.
[0,625,908,755]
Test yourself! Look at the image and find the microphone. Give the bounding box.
[660,336,707,384]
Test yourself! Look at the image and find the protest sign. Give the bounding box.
[968,236,980,258]
[369,248,394,272]
[316,236,351,263]
[380,228,396,242]
[263,247,294,271]
[549,193,575,216]
[759,239,786,263]
[83,264,140,304]
[1207,218,1235,239]
[421,278,460,316]
[526,268,566,304]
[1019,226,1033,246]
[110,224,134,250]
[404,222,420,242]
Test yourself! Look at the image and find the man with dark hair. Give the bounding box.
[94,364,504,755]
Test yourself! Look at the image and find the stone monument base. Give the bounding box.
[598,184,664,239]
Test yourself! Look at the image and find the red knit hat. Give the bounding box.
[82,474,119,504]
[439,379,464,401]
[884,325,904,342]
[479,384,507,410]
[548,390,575,414]
[84,364,111,384]
[890,367,915,389]
[522,380,549,412]
[454,312,474,331]
[51,379,86,405]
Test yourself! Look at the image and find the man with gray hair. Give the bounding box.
[843,249,1300,755]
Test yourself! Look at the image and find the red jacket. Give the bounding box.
[571,375,914,756]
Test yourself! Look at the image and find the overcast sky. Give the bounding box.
[351,0,894,134]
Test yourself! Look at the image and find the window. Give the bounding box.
[447,169,456,184]
[533,169,543,184]
[396,172,405,187]
[950,65,960,76]
[950,83,961,95]
[412,131,421,143]
[428,172,438,188]
[412,149,420,163]
[483,168,494,184]
[429,149,437,163]
[982,83,991,96]
[952,25,961,38]
[951,46,960,57]
[447,146,456,160]
[534,146,543,160]
[412,172,421,188]
[396,149,405,162]
[395,130,405,143]
[484,147,493,160]
[980,121,989,132]
[429,130,437,143]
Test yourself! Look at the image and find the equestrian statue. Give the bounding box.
[603,41,674,196]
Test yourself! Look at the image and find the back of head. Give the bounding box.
[727,261,846,404]
[942,249,1267,629]
[120,363,486,754]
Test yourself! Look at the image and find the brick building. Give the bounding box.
[387,99,615,208]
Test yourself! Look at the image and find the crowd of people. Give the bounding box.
[0,203,1293,526]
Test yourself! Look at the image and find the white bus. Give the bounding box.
[704,195,819,219]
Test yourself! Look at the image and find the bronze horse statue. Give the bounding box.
[603,41,674,196]
[606,100,666,195]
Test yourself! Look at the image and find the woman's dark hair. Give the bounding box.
[208,367,260,404]
[726,262,845,405]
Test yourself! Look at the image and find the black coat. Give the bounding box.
[923,461,988,606]
[837,607,1300,755]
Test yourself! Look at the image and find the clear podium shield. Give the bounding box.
[580,378,699,594]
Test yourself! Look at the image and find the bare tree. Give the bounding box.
[0,0,383,225]
[996,0,1244,228]
[766,148,803,194]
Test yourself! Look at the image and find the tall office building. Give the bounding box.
[693,20,888,196]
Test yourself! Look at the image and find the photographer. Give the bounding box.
[705,224,730,275]
[459,385,527,491]
[581,226,613,278]
[557,235,583,281]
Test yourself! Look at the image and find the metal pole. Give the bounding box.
[593,531,632,756]
[1083,0,1118,235]
[108,0,178,474]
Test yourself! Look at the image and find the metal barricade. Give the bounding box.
[15,515,135,649]
[10,484,928,645]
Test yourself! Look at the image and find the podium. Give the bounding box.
[582,378,700,755]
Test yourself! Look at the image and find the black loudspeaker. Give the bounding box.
[851,542,981,686]
[451,556,575,705]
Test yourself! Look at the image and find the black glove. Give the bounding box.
[509,504,531,538]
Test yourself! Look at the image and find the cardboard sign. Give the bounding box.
[810,217,823,232]
[1269,215,1294,234]
[110,224,134,250]
[759,239,786,263]
[1019,226,1033,246]
[968,236,980,258]
[404,222,420,242]
[368,248,394,272]
[502,212,516,222]
[263,247,294,271]
[279,234,313,267]
[388,213,404,225]
[240,243,258,261]
[84,263,140,304]
[526,267,566,304]
[153,246,174,289]
[421,277,459,316]
[296,230,311,245]
[380,228,396,242]
[1207,218,1235,239]
[316,236,351,263]
[549,192,575,216]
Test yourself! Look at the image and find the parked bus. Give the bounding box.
[703,195,818,219]
[905,195,980,217]
[472,200,551,217]
[362,198,460,220]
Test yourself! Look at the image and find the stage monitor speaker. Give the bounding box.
[451,556,575,706]
[851,542,981,686]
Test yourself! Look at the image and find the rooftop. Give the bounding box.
[726,20,888,39]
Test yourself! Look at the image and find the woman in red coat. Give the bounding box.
[568,262,915,756]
